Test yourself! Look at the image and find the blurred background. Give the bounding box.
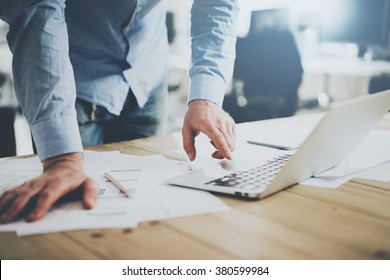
[1,0,390,157]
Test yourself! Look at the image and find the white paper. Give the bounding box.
[303,130,390,188]
[316,130,390,178]
[15,198,138,236]
[300,175,352,189]
[353,161,390,182]
[117,155,230,222]
[0,156,41,171]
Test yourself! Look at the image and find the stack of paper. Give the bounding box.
[0,151,229,236]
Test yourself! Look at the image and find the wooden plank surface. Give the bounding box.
[0,114,389,260]
[64,223,229,260]
[0,232,99,260]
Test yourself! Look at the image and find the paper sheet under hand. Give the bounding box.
[0,151,139,235]
[15,198,138,236]
[0,151,139,199]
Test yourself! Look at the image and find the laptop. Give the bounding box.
[166,90,390,199]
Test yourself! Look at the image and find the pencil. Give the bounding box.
[247,140,299,150]
[104,172,130,197]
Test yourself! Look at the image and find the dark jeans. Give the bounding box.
[76,79,168,146]
[0,107,16,157]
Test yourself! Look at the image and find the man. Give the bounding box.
[0,0,238,223]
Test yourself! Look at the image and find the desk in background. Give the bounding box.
[300,56,390,103]
[0,114,389,260]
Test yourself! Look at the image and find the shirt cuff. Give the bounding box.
[30,115,83,161]
[188,74,226,107]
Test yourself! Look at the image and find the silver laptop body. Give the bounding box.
[166,90,390,199]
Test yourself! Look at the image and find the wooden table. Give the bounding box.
[1,114,389,260]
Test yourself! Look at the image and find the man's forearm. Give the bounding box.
[189,0,239,106]
[2,0,83,160]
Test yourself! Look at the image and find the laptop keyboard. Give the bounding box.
[206,154,291,190]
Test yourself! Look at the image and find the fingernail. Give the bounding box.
[187,152,193,160]
[89,196,96,207]
[27,213,35,222]
[85,196,96,209]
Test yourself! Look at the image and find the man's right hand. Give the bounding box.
[0,152,99,224]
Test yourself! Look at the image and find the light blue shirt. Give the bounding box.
[1,0,239,161]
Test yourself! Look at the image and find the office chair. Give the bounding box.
[0,106,16,157]
[224,14,303,123]
[0,72,17,157]
[369,74,390,94]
